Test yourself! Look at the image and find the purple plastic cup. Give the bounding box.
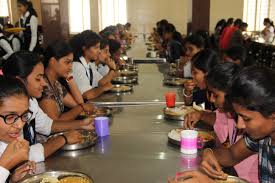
[94,117,110,137]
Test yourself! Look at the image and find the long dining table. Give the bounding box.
[42,35,198,183]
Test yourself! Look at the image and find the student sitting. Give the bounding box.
[0,76,35,183]
[39,40,94,120]
[179,34,205,78]
[177,66,275,183]
[108,39,126,68]
[3,51,92,162]
[70,31,113,100]
[185,63,258,183]
[183,49,217,110]
[4,24,22,52]
[94,39,117,79]
[0,27,13,61]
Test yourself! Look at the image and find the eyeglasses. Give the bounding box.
[0,110,33,125]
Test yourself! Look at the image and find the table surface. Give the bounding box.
[43,36,200,183]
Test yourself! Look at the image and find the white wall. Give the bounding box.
[126,0,188,34]
[209,0,244,32]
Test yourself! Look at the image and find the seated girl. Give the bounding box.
[90,39,117,87]
[71,31,113,100]
[108,39,126,68]
[179,34,205,78]
[177,66,275,183]
[183,49,217,111]
[3,51,92,162]
[0,76,35,183]
[186,63,258,183]
[39,40,94,120]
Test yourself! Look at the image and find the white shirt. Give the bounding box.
[90,62,103,88]
[72,57,93,94]
[29,98,53,136]
[0,33,13,60]
[183,61,192,78]
[19,11,38,52]
[263,26,275,43]
[98,64,110,76]
[8,35,21,52]
[0,166,9,183]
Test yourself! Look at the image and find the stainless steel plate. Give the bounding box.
[19,171,94,183]
[109,85,133,93]
[118,69,138,76]
[49,130,97,151]
[80,107,113,117]
[112,76,138,84]
[163,78,188,86]
[215,176,249,183]
[121,64,138,71]
[167,128,215,148]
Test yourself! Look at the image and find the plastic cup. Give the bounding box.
[94,117,110,137]
[165,92,176,108]
[180,130,203,154]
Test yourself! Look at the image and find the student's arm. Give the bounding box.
[29,16,38,52]
[39,98,83,120]
[51,117,94,133]
[200,138,255,179]
[184,111,216,129]
[0,39,14,60]
[98,70,116,86]
[65,77,84,105]
[43,130,83,158]
[12,38,21,52]
[83,84,112,100]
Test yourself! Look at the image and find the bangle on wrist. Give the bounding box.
[60,134,68,144]
[183,89,193,98]
[66,75,73,82]
[205,148,214,154]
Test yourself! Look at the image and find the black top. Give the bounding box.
[193,89,215,110]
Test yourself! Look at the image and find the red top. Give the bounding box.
[219,26,238,50]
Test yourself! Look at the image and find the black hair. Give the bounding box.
[99,30,115,40]
[17,0,38,17]
[195,30,211,48]
[226,18,234,26]
[241,22,248,28]
[0,76,28,105]
[163,23,176,34]
[227,66,275,117]
[264,18,274,27]
[103,26,118,34]
[215,19,226,30]
[157,20,169,37]
[108,39,121,56]
[172,31,184,44]
[225,46,247,64]
[206,62,240,93]
[70,30,101,60]
[234,19,243,27]
[192,49,218,73]
[125,22,131,28]
[185,34,205,49]
[3,51,42,79]
[44,40,73,68]
[225,46,256,67]
[100,39,109,50]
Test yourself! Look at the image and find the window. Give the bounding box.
[0,0,9,17]
[99,0,127,30]
[243,0,272,31]
[69,0,91,34]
